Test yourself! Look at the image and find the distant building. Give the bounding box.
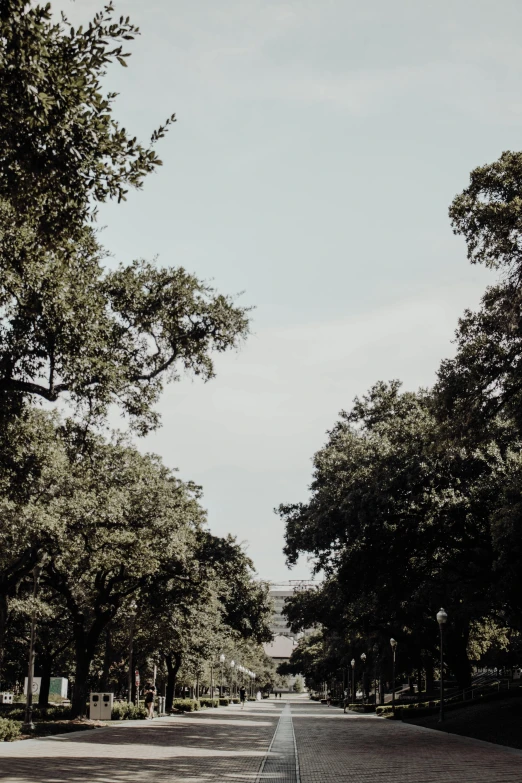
[267,581,316,641]
[263,634,298,663]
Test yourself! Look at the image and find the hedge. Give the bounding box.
[0,718,21,742]
[219,697,230,706]
[199,698,219,709]
[0,706,73,722]
[171,699,200,713]
[111,703,148,720]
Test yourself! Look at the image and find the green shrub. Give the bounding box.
[111,702,147,721]
[171,699,200,713]
[0,718,21,742]
[231,698,240,704]
[0,705,74,723]
[219,697,230,706]
[111,703,130,720]
[199,698,219,709]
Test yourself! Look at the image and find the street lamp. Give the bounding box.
[351,659,355,704]
[437,608,448,723]
[22,565,41,733]
[390,639,397,715]
[230,660,235,697]
[372,644,379,705]
[127,600,138,705]
[360,653,367,703]
[219,654,225,697]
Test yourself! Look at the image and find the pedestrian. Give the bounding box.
[239,685,247,709]
[144,685,155,720]
[256,690,262,701]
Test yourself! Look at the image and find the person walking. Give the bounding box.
[144,685,155,720]
[239,685,247,709]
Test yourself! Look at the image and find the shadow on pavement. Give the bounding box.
[0,712,280,783]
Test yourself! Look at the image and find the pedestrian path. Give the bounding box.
[256,703,299,782]
[292,701,522,782]
[1,699,522,782]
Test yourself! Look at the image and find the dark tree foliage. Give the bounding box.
[437,152,522,441]
[280,382,503,689]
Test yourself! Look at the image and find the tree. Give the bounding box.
[448,151,522,274]
[0,408,68,683]
[0,0,175,245]
[0,1,249,430]
[0,230,250,430]
[42,431,203,716]
[436,151,522,441]
[280,382,503,689]
[137,531,273,710]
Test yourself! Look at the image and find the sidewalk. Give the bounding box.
[292,701,522,782]
[0,703,282,782]
[1,700,522,782]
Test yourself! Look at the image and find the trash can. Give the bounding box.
[0,693,13,704]
[157,695,166,716]
[90,693,113,720]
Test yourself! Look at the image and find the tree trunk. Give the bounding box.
[424,659,434,696]
[446,630,472,690]
[100,627,113,692]
[71,649,92,718]
[416,668,422,701]
[165,652,182,712]
[38,658,52,708]
[0,591,8,687]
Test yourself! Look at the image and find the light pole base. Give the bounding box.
[22,722,35,733]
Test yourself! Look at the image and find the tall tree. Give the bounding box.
[42,431,203,716]
[437,151,522,440]
[0,1,249,429]
[280,382,502,689]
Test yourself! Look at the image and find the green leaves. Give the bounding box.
[0,219,249,431]
[449,151,522,273]
[0,0,172,244]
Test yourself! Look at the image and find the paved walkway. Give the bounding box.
[1,700,522,781]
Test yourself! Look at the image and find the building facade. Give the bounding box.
[267,581,316,640]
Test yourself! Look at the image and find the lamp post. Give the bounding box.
[230,660,235,697]
[351,659,355,704]
[219,654,225,697]
[22,565,41,733]
[360,653,367,703]
[390,639,397,715]
[372,644,379,705]
[437,608,448,723]
[127,600,137,705]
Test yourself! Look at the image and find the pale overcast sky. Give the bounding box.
[55,0,519,579]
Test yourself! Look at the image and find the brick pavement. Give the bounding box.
[292,701,522,782]
[0,703,283,783]
[1,700,522,782]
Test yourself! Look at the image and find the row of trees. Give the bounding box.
[1,410,274,715]
[278,151,522,694]
[0,0,274,716]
